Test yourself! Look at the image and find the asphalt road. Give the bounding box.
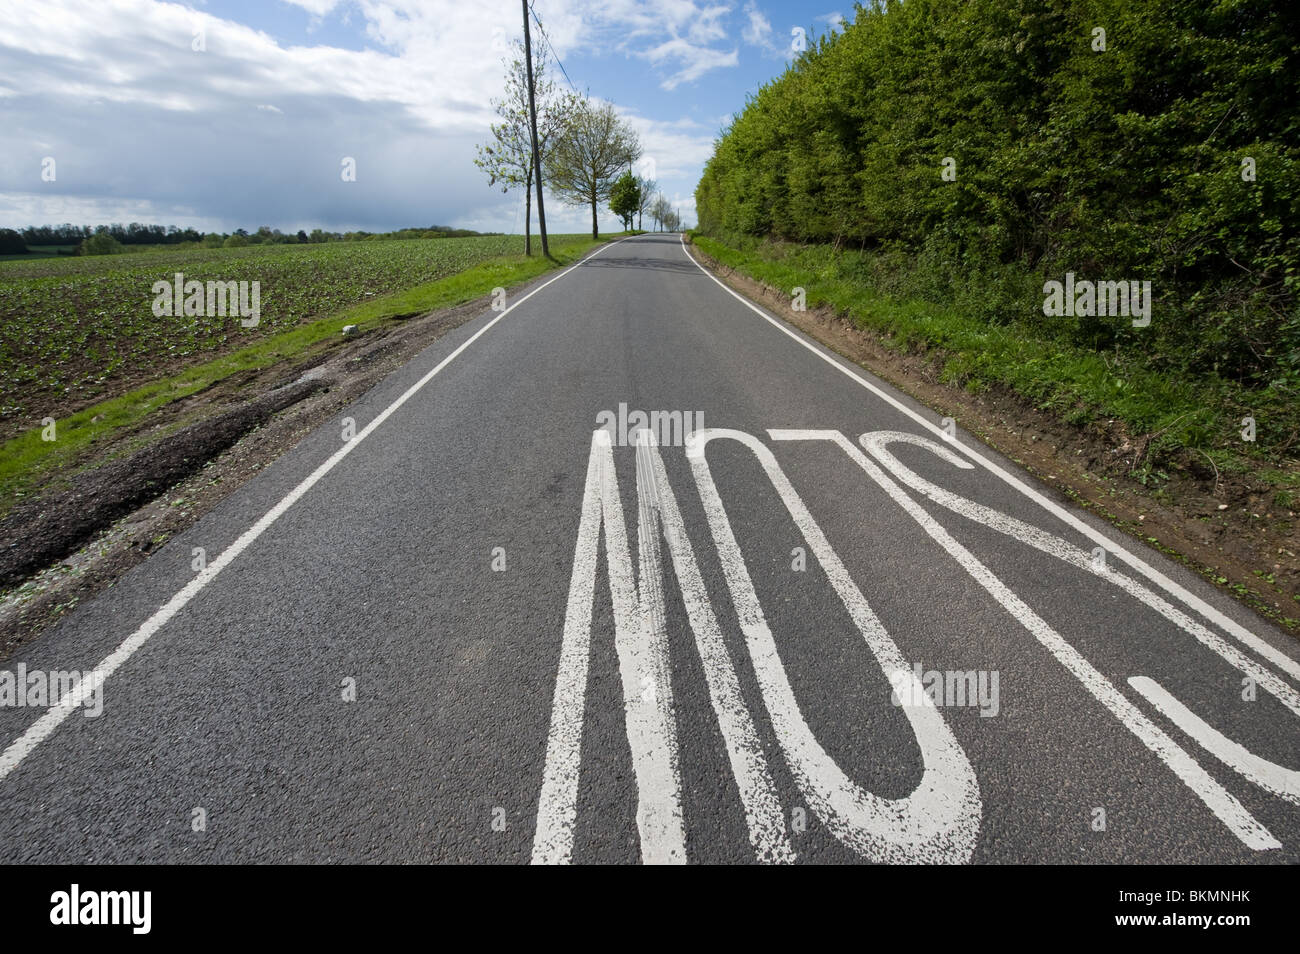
[1,233,1297,864]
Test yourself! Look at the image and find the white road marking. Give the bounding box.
[531,431,605,864]
[534,429,793,863]
[1129,676,1300,805]
[0,237,634,787]
[639,433,795,863]
[860,431,1300,712]
[533,430,686,864]
[623,434,686,864]
[687,428,982,863]
[863,430,1300,823]
[680,234,1297,681]
[765,428,1277,850]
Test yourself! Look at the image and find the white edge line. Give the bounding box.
[679,234,1294,670]
[0,236,638,785]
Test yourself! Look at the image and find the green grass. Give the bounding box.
[0,232,614,512]
[0,234,596,435]
[692,232,1300,493]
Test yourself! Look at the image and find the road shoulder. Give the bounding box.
[682,236,1299,641]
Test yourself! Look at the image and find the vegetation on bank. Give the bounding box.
[695,0,1298,480]
[692,230,1299,505]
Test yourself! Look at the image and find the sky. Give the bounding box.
[0,0,847,236]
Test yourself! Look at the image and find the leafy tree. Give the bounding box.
[475,40,578,254]
[80,232,125,255]
[548,98,641,239]
[0,229,27,255]
[609,171,640,231]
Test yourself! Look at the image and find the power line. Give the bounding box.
[527,2,579,94]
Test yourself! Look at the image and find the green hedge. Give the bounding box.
[696,0,1299,392]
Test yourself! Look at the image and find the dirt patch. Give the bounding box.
[0,294,490,660]
[686,241,1299,637]
[0,376,327,588]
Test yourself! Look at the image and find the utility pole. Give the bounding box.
[522,0,549,258]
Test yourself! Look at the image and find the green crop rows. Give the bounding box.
[0,235,555,435]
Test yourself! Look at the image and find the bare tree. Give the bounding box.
[634,176,656,231]
[547,98,641,239]
[649,193,671,232]
[475,41,578,254]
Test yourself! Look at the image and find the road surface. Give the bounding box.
[1,234,1296,863]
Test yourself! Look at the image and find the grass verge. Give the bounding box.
[690,233,1300,499]
[691,231,1300,631]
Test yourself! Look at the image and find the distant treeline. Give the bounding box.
[2,223,496,254]
[695,0,1299,388]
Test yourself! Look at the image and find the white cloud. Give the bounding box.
[620,113,715,183]
[740,1,799,60]
[0,191,230,234]
[0,0,735,231]
[533,0,739,91]
[742,1,773,46]
[283,0,342,13]
[641,37,739,90]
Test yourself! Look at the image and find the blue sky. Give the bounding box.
[0,0,847,236]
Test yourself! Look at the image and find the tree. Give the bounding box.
[80,232,126,255]
[649,193,671,231]
[548,98,641,239]
[475,40,577,255]
[0,228,27,255]
[634,176,656,231]
[609,171,640,231]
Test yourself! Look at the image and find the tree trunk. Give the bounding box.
[524,165,532,256]
[590,195,598,240]
[522,0,549,258]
